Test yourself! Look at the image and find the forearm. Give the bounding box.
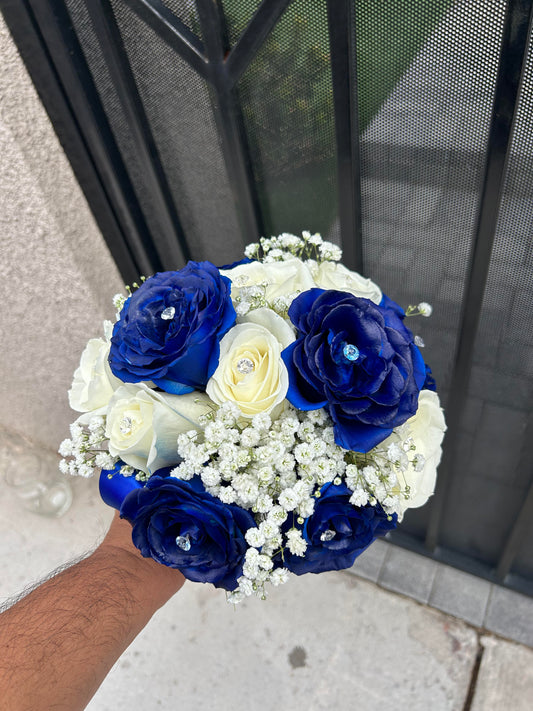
[0,517,184,711]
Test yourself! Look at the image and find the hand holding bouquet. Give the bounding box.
[60,232,445,603]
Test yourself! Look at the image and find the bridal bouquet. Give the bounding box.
[60,232,445,602]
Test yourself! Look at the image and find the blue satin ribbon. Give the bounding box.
[99,463,144,511]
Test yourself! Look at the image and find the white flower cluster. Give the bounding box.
[230,284,298,320]
[226,234,343,320]
[244,231,342,264]
[405,302,433,318]
[112,292,127,315]
[113,277,148,317]
[229,274,302,320]
[230,277,270,316]
[59,416,119,478]
[171,402,349,602]
[344,433,424,516]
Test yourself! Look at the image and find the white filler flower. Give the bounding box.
[417,302,433,317]
[106,383,213,474]
[207,308,295,418]
[386,389,446,520]
[221,258,316,304]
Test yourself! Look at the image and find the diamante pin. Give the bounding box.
[175,534,191,551]
[161,306,175,320]
[343,343,360,361]
[320,530,336,542]
[414,335,425,347]
[119,416,133,435]
[236,357,255,374]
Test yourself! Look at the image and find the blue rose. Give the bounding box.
[108,262,236,394]
[120,474,256,591]
[281,289,426,452]
[283,482,397,575]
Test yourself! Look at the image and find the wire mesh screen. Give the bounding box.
[358,1,507,539]
[111,0,243,264]
[7,0,533,593]
[235,0,339,239]
[221,0,262,47]
[162,0,202,37]
[359,0,505,398]
[444,17,533,573]
[67,0,243,267]
[65,0,174,260]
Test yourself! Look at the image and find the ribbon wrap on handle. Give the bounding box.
[99,463,144,511]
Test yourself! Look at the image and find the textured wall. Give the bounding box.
[0,17,123,451]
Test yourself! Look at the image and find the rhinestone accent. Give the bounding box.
[343,343,360,361]
[119,416,133,435]
[320,530,336,542]
[414,335,425,348]
[175,534,191,551]
[161,306,175,320]
[236,357,255,374]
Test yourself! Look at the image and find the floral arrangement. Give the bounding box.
[60,232,446,603]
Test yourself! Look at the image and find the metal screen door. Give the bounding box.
[2,0,533,596]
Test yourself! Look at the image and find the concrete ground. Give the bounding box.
[1,440,532,711]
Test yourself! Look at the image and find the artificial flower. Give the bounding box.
[120,473,256,590]
[282,289,426,452]
[386,389,446,519]
[108,262,236,394]
[282,481,396,574]
[105,383,212,474]
[68,322,121,413]
[206,308,294,417]
[309,260,382,304]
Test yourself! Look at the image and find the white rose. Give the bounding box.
[221,257,316,303]
[105,383,213,474]
[387,389,446,520]
[69,323,122,413]
[206,308,295,418]
[309,261,382,304]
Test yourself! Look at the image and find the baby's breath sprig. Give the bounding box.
[126,275,148,293]
[59,416,146,481]
[112,276,149,316]
[244,231,342,264]
[58,416,119,478]
[159,397,424,602]
[343,430,426,516]
[230,276,298,319]
[405,302,433,318]
[231,279,269,316]
[112,293,127,314]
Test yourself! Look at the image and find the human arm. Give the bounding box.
[0,513,185,711]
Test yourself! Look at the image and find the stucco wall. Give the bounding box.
[0,17,123,451]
